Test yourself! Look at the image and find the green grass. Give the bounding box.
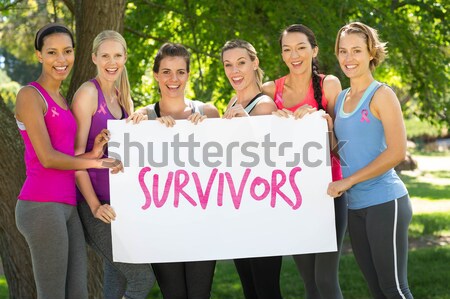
[409,212,450,237]
[144,247,450,299]
[0,278,6,299]
[1,236,449,299]
[2,161,449,299]
[399,171,450,201]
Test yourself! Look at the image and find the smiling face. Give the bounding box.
[337,32,373,79]
[153,56,189,98]
[92,39,127,82]
[36,33,74,81]
[222,47,258,92]
[281,32,318,75]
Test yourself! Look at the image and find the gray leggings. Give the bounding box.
[348,195,413,299]
[293,194,348,299]
[15,200,88,299]
[78,200,156,299]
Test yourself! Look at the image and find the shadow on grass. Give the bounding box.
[399,173,450,201]
[410,212,450,237]
[422,170,450,179]
[2,248,450,299]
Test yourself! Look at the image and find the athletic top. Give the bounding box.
[273,75,342,181]
[145,99,204,120]
[17,81,77,205]
[334,80,408,209]
[273,75,329,111]
[229,92,268,115]
[76,78,127,203]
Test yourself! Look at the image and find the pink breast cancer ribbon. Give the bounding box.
[360,109,370,123]
[51,107,59,117]
[97,102,107,115]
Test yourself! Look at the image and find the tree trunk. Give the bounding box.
[0,96,36,299]
[69,1,127,298]
[0,1,126,298]
[67,0,127,102]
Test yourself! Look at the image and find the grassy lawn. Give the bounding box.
[1,246,449,299]
[399,171,450,202]
[1,160,448,299]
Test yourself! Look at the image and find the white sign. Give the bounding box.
[108,112,337,263]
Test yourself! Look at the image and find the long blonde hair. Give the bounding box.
[92,30,132,116]
[221,39,264,91]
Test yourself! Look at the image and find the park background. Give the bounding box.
[0,0,449,298]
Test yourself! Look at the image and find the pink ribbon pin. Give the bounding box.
[97,103,107,115]
[360,109,370,123]
[51,107,59,117]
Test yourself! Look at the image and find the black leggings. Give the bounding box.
[293,194,348,299]
[348,195,413,299]
[152,261,216,299]
[234,256,283,299]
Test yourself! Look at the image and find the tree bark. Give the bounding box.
[0,2,126,298]
[0,96,36,299]
[68,2,127,298]
[67,0,126,102]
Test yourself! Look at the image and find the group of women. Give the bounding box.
[14,20,414,299]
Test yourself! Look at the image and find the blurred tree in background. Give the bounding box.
[0,0,448,297]
[1,0,448,124]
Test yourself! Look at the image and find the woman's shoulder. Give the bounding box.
[262,80,276,98]
[71,81,99,111]
[257,93,274,103]
[372,83,398,105]
[15,85,47,118]
[322,74,341,88]
[192,100,219,118]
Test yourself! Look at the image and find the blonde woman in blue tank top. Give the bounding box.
[327,22,414,298]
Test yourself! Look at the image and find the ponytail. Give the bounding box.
[311,59,324,110]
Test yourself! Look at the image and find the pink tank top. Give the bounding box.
[273,75,343,182]
[17,82,77,205]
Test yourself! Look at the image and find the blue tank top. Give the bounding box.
[334,81,407,209]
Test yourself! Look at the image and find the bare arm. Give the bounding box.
[328,86,406,197]
[15,86,106,170]
[250,95,277,116]
[323,75,342,154]
[202,103,220,118]
[262,81,276,99]
[72,82,117,223]
[323,75,342,119]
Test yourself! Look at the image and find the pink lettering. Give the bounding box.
[192,168,218,209]
[174,170,197,207]
[152,172,174,208]
[289,167,303,210]
[217,173,224,206]
[250,177,270,201]
[138,167,152,210]
[225,169,251,209]
[271,167,303,209]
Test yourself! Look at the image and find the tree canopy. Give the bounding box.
[1,0,449,125]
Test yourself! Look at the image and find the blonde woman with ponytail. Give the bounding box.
[221,39,276,119]
[71,30,155,299]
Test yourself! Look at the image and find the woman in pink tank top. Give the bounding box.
[14,23,123,299]
[262,24,347,299]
